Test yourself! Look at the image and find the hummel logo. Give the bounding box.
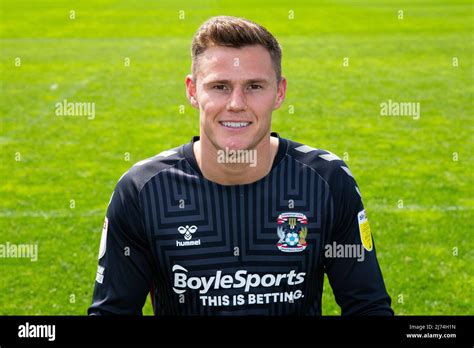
[176,225,201,247]
[178,225,198,240]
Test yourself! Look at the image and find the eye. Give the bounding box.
[212,84,228,90]
[248,84,263,90]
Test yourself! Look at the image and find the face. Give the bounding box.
[186,45,286,151]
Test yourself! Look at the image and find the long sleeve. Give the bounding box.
[324,163,393,316]
[88,174,154,315]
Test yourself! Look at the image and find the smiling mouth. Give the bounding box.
[219,121,252,129]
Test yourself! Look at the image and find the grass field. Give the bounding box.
[0,0,472,315]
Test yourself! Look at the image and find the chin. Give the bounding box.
[218,137,250,151]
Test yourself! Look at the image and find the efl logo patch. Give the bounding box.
[276,212,308,253]
[358,210,373,251]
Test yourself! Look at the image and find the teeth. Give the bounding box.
[221,122,250,128]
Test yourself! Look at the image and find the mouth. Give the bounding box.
[219,121,252,129]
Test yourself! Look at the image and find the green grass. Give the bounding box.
[0,0,473,315]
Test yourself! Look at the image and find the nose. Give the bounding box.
[227,87,247,112]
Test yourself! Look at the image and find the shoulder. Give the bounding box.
[285,138,356,188]
[114,145,186,197]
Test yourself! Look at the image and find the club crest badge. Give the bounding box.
[276,212,308,253]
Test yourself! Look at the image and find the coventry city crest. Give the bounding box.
[276,212,308,253]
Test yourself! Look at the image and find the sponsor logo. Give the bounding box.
[172,265,306,295]
[276,212,308,253]
[358,209,373,251]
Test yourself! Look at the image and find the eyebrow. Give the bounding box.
[203,79,270,86]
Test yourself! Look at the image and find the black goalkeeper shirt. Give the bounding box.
[88,133,393,316]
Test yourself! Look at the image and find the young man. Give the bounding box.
[88,16,393,316]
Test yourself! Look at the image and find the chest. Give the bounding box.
[143,175,329,276]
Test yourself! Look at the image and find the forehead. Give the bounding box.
[195,45,275,83]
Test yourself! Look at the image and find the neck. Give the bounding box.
[193,134,279,185]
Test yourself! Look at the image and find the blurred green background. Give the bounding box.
[0,0,472,315]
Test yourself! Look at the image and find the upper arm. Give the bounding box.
[324,163,393,316]
[88,175,154,315]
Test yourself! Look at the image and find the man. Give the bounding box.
[88,16,393,315]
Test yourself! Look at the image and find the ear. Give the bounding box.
[272,77,287,110]
[185,74,200,109]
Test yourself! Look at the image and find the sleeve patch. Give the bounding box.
[358,210,373,251]
[98,217,108,259]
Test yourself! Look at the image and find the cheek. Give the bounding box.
[248,92,277,116]
[199,92,224,115]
